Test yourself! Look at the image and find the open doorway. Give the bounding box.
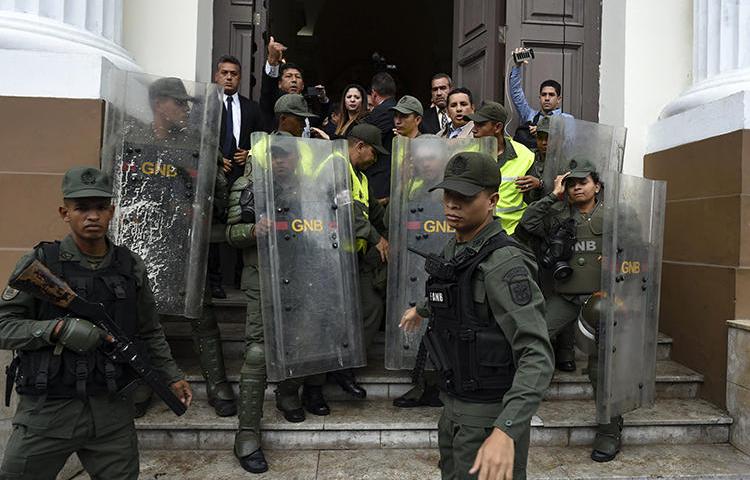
[266,0,454,108]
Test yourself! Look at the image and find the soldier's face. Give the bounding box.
[536,132,548,154]
[279,114,305,137]
[215,62,241,95]
[352,141,377,170]
[431,77,451,109]
[415,154,443,181]
[60,198,114,242]
[442,189,498,232]
[446,93,473,128]
[154,97,190,129]
[566,175,599,204]
[279,68,304,94]
[272,152,299,179]
[472,121,502,139]
[394,112,421,137]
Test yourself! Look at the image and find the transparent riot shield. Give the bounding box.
[251,133,365,382]
[596,171,666,423]
[384,136,498,370]
[102,71,221,318]
[543,116,627,190]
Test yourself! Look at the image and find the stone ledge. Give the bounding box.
[728,319,750,332]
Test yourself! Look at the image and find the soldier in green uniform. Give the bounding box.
[221,93,318,473]
[516,158,622,462]
[118,77,235,418]
[400,152,553,480]
[328,123,390,398]
[0,166,192,480]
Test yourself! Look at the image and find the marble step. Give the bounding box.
[133,398,731,451]
[64,444,750,480]
[164,321,675,362]
[174,356,702,402]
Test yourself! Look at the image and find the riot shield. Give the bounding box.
[543,116,627,190]
[251,132,365,382]
[596,171,666,423]
[384,136,498,370]
[102,71,221,318]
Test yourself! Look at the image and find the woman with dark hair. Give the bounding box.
[334,84,369,137]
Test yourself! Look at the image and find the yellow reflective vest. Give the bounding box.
[349,162,370,252]
[496,137,535,234]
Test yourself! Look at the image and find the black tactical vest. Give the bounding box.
[14,241,139,399]
[424,232,518,403]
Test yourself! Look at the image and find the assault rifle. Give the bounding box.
[8,257,187,416]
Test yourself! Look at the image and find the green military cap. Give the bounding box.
[348,123,388,154]
[274,94,318,118]
[148,77,196,102]
[466,101,508,124]
[536,116,551,134]
[429,151,500,196]
[567,157,597,179]
[389,95,424,116]
[62,166,113,199]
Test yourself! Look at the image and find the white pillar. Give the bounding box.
[0,0,139,98]
[648,0,750,154]
[660,0,750,118]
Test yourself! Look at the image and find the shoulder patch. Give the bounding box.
[504,266,531,306]
[1,286,19,301]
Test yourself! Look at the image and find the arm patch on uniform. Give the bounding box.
[504,266,532,306]
[1,286,19,301]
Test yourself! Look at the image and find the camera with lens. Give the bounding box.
[540,218,577,281]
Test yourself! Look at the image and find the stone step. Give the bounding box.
[65,444,750,479]
[174,355,702,402]
[164,320,674,362]
[134,398,731,451]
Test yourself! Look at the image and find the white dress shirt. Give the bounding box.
[221,91,242,146]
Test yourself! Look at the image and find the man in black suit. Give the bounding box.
[260,36,331,133]
[217,55,264,186]
[419,73,452,134]
[363,72,398,203]
[210,55,264,299]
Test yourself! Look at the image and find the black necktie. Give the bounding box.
[224,97,236,155]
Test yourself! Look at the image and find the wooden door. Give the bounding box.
[504,0,601,122]
[212,0,268,100]
[452,0,504,104]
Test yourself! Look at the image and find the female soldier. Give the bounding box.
[517,158,622,463]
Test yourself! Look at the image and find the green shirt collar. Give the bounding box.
[446,219,504,259]
[58,235,113,267]
[497,137,518,167]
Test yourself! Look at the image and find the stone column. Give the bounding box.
[644,0,750,408]
[727,320,750,456]
[661,0,750,119]
[0,0,139,98]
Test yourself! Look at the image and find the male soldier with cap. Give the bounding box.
[125,77,234,419]
[400,152,553,479]
[469,102,536,235]
[0,167,192,479]
[391,95,424,139]
[517,158,622,462]
[221,93,319,473]
[328,124,391,398]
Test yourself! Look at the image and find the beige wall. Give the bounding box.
[645,130,750,408]
[600,0,693,176]
[122,0,214,82]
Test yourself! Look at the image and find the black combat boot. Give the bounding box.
[302,385,331,416]
[591,415,623,462]
[329,369,367,399]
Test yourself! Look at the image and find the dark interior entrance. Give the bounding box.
[264,0,453,108]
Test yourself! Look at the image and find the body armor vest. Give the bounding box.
[554,204,603,295]
[424,232,518,403]
[14,242,139,399]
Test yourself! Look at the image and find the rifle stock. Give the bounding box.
[9,258,187,416]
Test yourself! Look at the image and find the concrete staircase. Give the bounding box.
[68,290,750,479]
